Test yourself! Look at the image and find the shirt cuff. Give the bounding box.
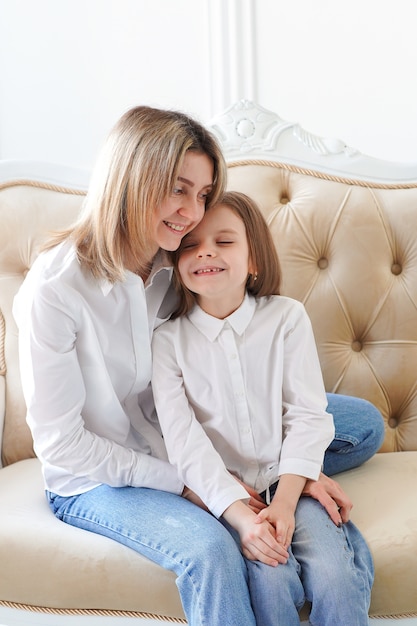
[132,453,183,494]
[210,484,250,519]
[278,458,322,481]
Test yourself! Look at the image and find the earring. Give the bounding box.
[252,272,258,282]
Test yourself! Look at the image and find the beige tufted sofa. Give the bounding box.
[1,101,417,625]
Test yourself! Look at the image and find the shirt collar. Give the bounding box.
[145,250,173,287]
[99,250,173,296]
[188,293,257,342]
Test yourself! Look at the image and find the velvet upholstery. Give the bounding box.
[1,104,417,622]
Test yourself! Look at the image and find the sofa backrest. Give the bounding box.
[1,102,417,466]
[0,169,87,466]
[214,102,417,455]
[226,164,417,454]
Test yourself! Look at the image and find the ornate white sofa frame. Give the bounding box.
[1,101,417,626]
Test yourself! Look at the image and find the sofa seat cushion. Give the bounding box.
[0,458,185,619]
[336,451,417,616]
[1,454,417,619]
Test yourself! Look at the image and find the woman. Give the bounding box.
[13,105,382,625]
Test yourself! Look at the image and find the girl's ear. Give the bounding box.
[248,257,257,276]
[248,258,258,284]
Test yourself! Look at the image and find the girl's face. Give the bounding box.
[151,151,214,254]
[178,203,253,318]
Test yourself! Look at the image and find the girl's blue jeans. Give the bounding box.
[47,393,384,626]
[224,496,374,626]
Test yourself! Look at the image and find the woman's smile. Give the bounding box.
[152,151,214,252]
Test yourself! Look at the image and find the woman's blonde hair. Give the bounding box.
[170,191,281,318]
[45,106,227,282]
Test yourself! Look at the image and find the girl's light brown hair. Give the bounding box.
[44,106,227,282]
[170,191,281,318]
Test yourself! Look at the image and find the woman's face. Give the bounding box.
[151,151,214,252]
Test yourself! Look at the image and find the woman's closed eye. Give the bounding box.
[181,240,198,250]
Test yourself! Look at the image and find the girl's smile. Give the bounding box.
[194,266,225,275]
[178,203,254,318]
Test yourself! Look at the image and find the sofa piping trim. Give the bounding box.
[227,160,417,190]
[0,180,87,195]
[370,616,417,621]
[0,600,416,621]
[2,169,416,193]
[0,600,187,623]
[0,310,5,376]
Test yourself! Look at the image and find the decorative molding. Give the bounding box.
[207,0,257,117]
[209,100,294,154]
[209,100,417,184]
[292,124,358,158]
[209,100,357,157]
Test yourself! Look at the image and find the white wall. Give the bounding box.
[0,0,213,170]
[0,0,416,171]
[254,0,417,164]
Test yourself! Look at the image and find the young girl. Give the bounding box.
[152,191,374,626]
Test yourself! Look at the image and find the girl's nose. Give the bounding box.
[196,242,214,258]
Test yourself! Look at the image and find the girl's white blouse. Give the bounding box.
[152,294,335,518]
[13,241,182,496]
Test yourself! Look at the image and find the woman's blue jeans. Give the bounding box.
[47,393,383,625]
[324,393,385,476]
[47,486,256,626]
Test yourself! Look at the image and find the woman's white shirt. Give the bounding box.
[13,241,183,496]
[152,293,335,518]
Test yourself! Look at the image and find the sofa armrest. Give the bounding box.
[0,309,5,467]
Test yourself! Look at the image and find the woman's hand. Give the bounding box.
[223,500,288,566]
[181,486,209,512]
[232,475,267,514]
[239,516,289,566]
[302,472,353,525]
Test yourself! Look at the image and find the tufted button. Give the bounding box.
[317,257,328,269]
[388,416,399,428]
[280,196,289,204]
[391,263,402,275]
[351,340,362,352]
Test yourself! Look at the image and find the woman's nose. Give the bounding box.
[180,195,204,222]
